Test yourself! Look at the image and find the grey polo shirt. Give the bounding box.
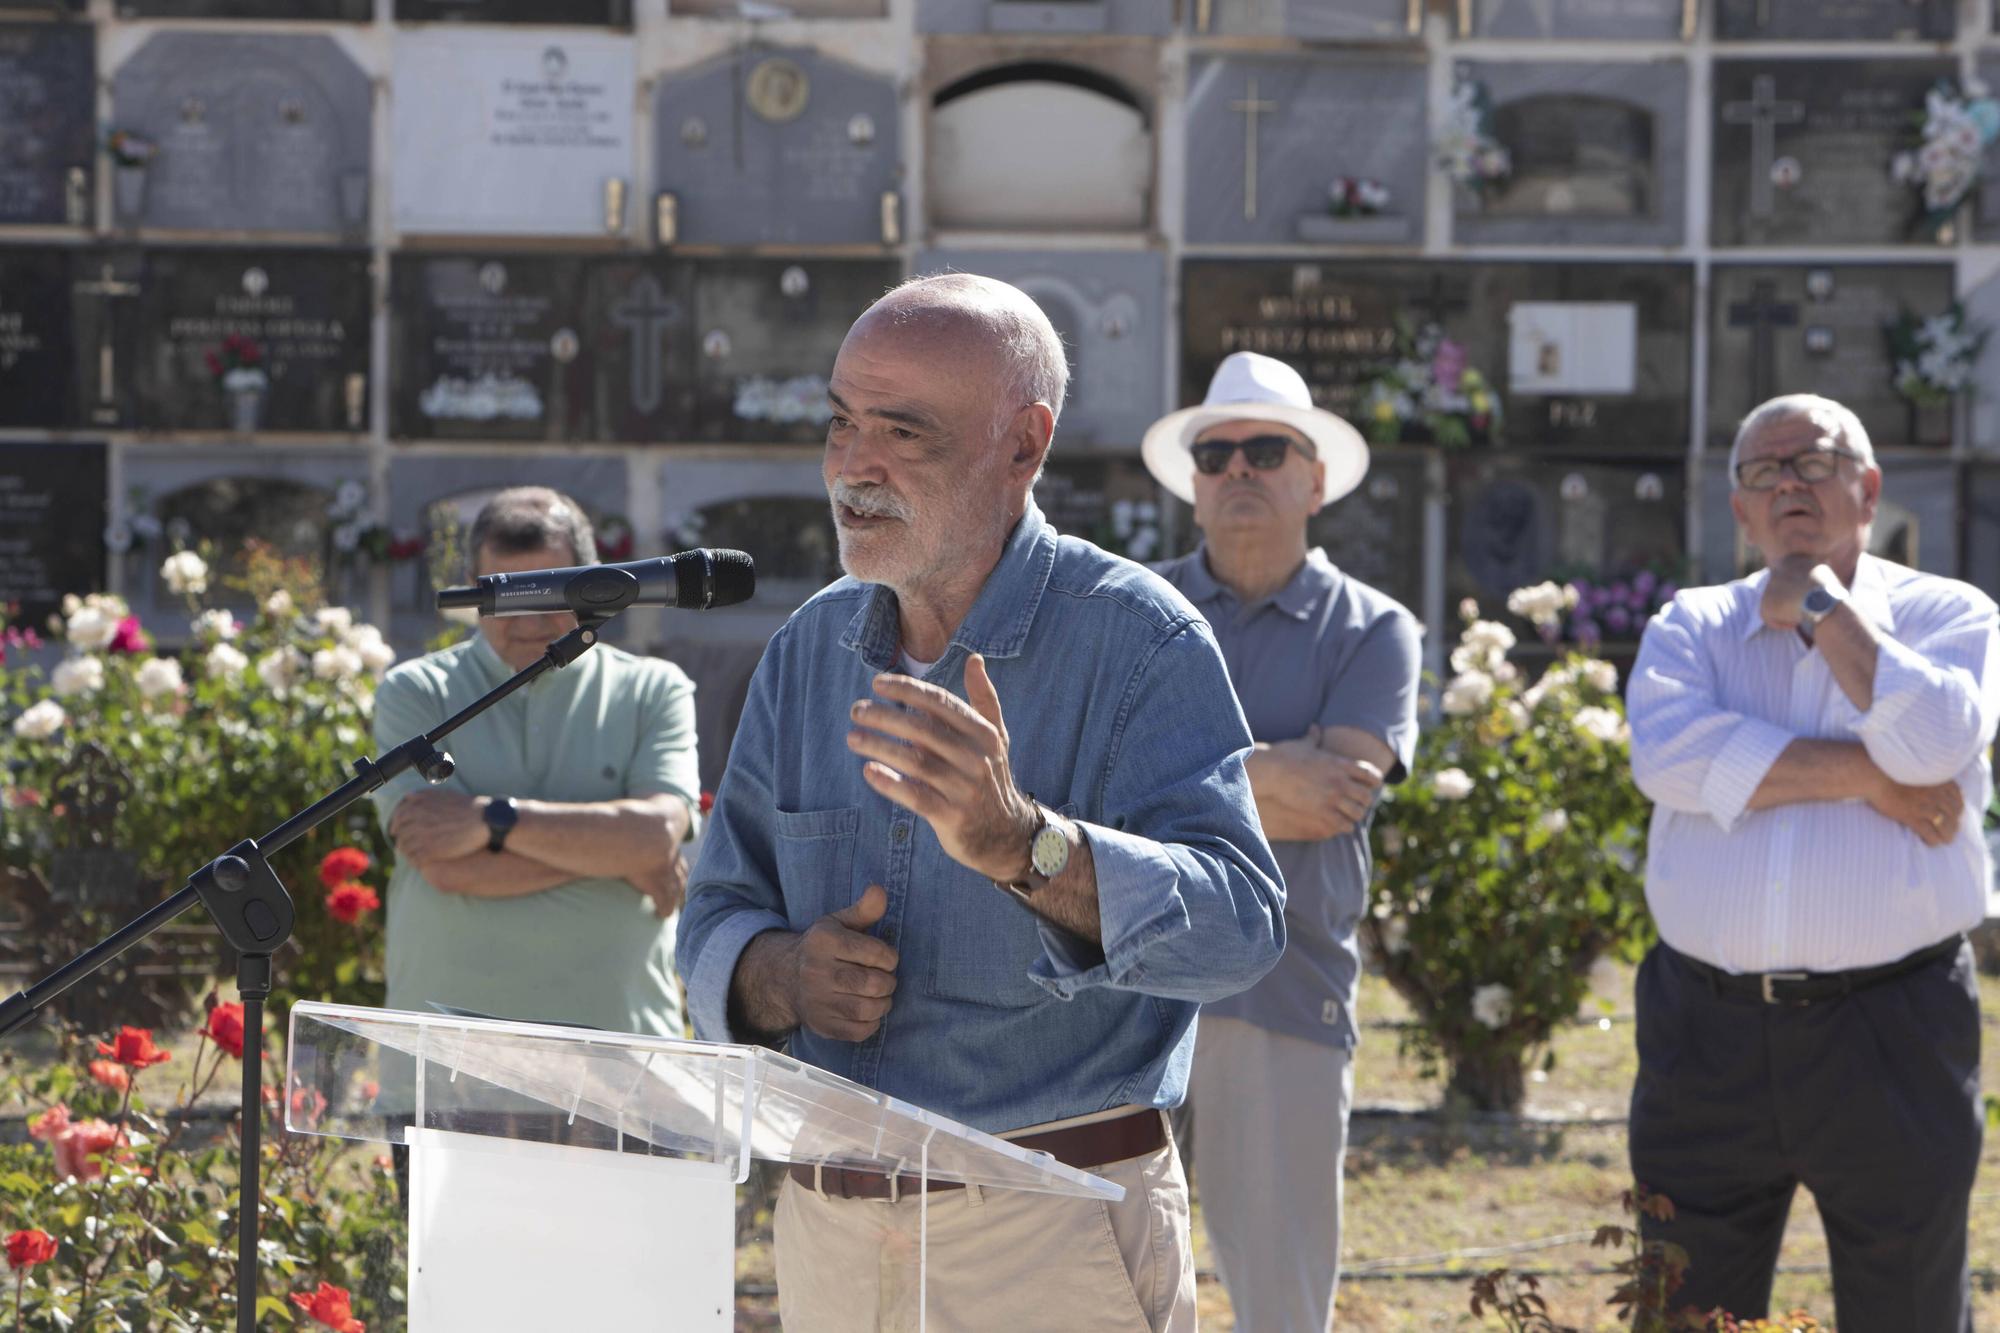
[1153,546,1421,1049]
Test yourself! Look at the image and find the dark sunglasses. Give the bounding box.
[1189,435,1312,476]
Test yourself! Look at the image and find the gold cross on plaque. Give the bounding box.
[1230,77,1277,223]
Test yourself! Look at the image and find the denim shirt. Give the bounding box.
[678,501,1285,1134]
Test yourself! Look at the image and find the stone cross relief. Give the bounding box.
[1721,73,1806,220]
[71,263,140,417]
[1727,279,1799,405]
[1230,77,1277,222]
[612,275,677,415]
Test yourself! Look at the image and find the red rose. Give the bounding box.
[290,1281,365,1333]
[108,616,148,655]
[324,882,380,925]
[699,790,715,816]
[201,1000,247,1059]
[50,1117,123,1180]
[96,1026,171,1070]
[26,1104,70,1144]
[4,1229,57,1271]
[87,1059,130,1093]
[204,350,223,378]
[317,847,372,890]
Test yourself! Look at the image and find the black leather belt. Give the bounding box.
[1670,936,1964,1006]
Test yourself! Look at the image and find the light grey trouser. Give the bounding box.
[1187,1014,1355,1333]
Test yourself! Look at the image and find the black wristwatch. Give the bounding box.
[482,796,519,854]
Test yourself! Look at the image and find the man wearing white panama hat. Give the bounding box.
[1145,351,1421,1332]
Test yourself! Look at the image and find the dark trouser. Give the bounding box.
[1628,941,1982,1333]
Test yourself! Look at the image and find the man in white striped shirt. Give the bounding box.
[1626,392,1999,1332]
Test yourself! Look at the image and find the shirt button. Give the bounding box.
[891,823,910,846]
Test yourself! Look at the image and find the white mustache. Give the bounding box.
[831,481,913,522]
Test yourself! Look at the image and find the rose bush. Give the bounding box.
[0,545,396,1023]
[0,1005,404,1331]
[1366,594,1655,1112]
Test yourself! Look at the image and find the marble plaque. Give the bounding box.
[1711,58,1953,248]
[1448,455,1683,635]
[918,0,1169,33]
[1714,0,1952,40]
[1701,457,1957,584]
[913,250,1163,448]
[678,258,898,444]
[1189,0,1419,39]
[383,452,632,652]
[0,24,92,228]
[1181,259,1693,453]
[120,0,371,16]
[930,59,1151,231]
[0,246,85,428]
[396,0,631,20]
[110,33,372,236]
[1462,0,1689,39]
[117,448,371,628]
[654,47,900,247]
[1966,264,2000,452]
[393,29,635,237]
[127,247,372,434]
[1184,56,1426,247]
[389,253,594,443]
[1453,60,1687,249]
[0,443,106,623]
[1707,263,1954,453]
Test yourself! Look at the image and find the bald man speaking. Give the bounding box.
[677,275,1284,1332]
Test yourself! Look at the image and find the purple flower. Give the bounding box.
[1573,616,1601,647]
[1432,338,1469,393]
[1606,605,1632,633]
[1633,569,1657,596]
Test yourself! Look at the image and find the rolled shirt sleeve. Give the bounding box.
[1836,601,2000,788]
[1027,620,1286,1002]
[1629,601,1794,832]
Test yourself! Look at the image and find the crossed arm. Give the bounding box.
[391,790,694,916]
[1245,725,1395,842]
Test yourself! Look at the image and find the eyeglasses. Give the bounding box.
[1189,435,1314,476]
[1733,447,1863,492]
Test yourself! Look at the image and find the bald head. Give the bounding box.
[855,274,1070,432]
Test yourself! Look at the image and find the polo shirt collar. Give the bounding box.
[1185,544,1332,622]
[840,501,1058,671]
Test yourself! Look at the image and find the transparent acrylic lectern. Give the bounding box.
[286,1002,1123,1331]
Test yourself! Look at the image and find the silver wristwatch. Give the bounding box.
[1800,582,1847,630]
[995,802,1070,903]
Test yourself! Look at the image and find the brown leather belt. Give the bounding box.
[786,1107,1166,1202]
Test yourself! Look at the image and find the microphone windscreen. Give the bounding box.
[706,550,757,608]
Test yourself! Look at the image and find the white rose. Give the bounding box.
[1573,706,1627,745]
[1462,619,1517,655]
[135,657,184,701]
[191,609,238,641]
[1380,916,1409,956]
[1582,660,1619,694]
[160,551,209,597]
[65,606,117,651]
[12,699,65,740]
[256,648,303,693]
[206,642,249,680]
[1458,597,1480,623]
[1432,767,1475,801]
[1440,671,1495,717]
[51,657,105,697]
[1536,809,1570,836]
[1499,701,1530,735]
[263,590,295,620]
[1494,661,1519,685]
[356,638,396,676]
[61,594,81,618]
[315,607,353,639]
[312,646,363,681]
[1471,982,1514,1030]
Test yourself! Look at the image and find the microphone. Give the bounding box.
[436,548,756,618]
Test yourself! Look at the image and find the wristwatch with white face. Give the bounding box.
[996,803,1069,903]
[1800,582,1847,630]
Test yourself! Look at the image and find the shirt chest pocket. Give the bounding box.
[773,806,860,927]
[923,803,1077,1010]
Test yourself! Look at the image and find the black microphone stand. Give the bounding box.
[0,610,623,1333]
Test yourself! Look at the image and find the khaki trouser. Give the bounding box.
[773,1112,1196,1333]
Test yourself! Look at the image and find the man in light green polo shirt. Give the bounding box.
[368,487,699,1037]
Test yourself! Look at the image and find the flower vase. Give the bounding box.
[229,385,265,433]
[113,165,147,223]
